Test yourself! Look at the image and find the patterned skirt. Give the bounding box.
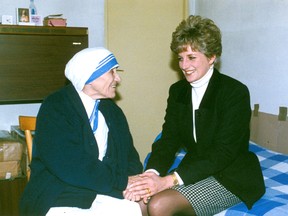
[172,176,241,215]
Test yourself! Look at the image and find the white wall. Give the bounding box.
[0,0,104,130]
[191,0,288,115]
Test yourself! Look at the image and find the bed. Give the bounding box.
[144,105,288,215]
[215,141,288,216]
[144,141,288,215]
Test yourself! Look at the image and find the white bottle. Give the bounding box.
[29,0,37,15]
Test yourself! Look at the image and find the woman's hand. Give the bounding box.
[123,174,143,201]
[127,174,142,185]
[123,189,142,202]
[127,172,174,202]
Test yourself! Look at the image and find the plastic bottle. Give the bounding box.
[29,0,37,15]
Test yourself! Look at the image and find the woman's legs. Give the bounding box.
[144,189,196,216]
[139,200,148,216]
[140,177,242,216]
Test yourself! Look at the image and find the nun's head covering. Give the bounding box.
[65,47,119,91]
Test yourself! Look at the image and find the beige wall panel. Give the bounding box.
[250,111,288,154]
[277,121,288,154]
[250,113,279,151]
[106,0,188,162]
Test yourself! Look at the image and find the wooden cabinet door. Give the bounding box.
[106,0,188,161]
[0,26,88,103]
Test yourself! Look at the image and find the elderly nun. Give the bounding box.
[20,47,143,216]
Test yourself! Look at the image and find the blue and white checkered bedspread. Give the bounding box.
[144,141,288,215]
[215,142,288,215]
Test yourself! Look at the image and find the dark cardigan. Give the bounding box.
[20,84,143,216]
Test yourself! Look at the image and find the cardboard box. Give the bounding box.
[43,18,67,27]
[0,130,25,178]
[0,141,23,162]
[0,133,23,162]
[0,161,21,179]
[10,126,29,176]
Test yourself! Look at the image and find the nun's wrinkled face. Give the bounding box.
[83,68,121,99]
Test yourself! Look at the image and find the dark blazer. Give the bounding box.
[20,84,143,216]
[146,69,265,209]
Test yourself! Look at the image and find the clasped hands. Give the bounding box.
[123,172,165,204]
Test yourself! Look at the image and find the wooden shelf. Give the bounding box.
[0,25,88,36]
[0,25,88,104]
